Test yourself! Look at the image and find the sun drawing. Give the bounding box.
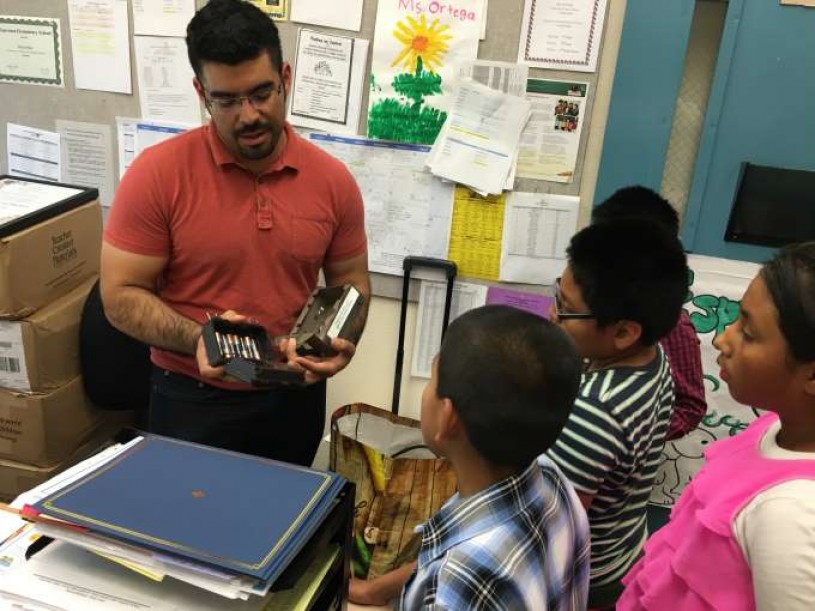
[391,14,452,73]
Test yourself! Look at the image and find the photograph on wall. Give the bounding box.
[367,0,484,144]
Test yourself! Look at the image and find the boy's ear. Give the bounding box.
[612,320,643,351]
[436,399,463,443]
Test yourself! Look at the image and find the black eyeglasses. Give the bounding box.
[554,277,596,321]
[204,82,283,113]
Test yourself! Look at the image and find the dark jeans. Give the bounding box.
[149,367,326,467]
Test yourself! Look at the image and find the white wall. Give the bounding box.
[326,0,629,424]
[326,295,423,420]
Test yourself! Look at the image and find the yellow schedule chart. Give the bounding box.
[447,186,506,282]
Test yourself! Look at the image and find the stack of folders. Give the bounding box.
[15,433,347,603]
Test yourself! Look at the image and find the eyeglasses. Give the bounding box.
[554,277,597,321]
[204,82,283,113]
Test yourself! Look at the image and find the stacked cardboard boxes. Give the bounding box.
[0,178,131,501]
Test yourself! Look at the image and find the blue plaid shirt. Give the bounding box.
[400,455,590,610]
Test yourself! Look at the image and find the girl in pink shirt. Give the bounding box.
[618,241,815,611]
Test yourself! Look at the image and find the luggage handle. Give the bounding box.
[393,256,458,415]
[402,256,457,280]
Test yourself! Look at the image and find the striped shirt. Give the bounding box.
[547,347,673,588]
[400,457,590,611]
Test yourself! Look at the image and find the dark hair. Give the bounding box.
[567,218,688,345]
[761,241,815,363]
[186,0,283,81]
[436,305,582,470]
[592,186,680,236]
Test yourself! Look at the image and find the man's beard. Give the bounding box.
[234,121,280,160]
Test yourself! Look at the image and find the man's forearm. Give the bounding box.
[323,251,370,348]
[103,286,201,355]
[347,291,369,346]
[325,275,370,347]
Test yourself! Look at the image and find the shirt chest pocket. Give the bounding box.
[290,216,333,263]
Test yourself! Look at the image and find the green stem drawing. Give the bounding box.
[368,57,447,144]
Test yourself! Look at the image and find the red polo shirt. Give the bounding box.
[104,122,366,384]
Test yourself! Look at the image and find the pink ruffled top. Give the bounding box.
[618,413,815,610]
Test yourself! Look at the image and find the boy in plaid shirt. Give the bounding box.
[350,306,590,610]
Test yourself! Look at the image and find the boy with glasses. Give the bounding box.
[547,218,687,609]
[101,0,370,466]
[592,186,706,442]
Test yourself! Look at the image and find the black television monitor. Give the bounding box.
[725,163,815,248]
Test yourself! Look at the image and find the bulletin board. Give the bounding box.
[0,0,608,300]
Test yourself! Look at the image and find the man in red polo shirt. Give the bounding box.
[100,0,370,466]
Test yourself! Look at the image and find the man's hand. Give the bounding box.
[196,310,247,379]
[278,337,356,385]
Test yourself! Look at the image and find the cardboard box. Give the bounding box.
[0,200,101,319]
[0,277,96,392]
[0,412,134,503]
[0,376,108,466]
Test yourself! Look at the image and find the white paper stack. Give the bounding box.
[0,537,340,611]
[427,80,532,196]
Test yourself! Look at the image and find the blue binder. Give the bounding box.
[29,434,346,583]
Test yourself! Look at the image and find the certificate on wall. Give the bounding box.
[517,0,608,73]
[0,16,64,87]
[290,30,355,127]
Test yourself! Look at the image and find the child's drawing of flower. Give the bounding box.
[391,14,452,73]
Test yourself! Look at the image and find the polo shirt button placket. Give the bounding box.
[255,178,273,230]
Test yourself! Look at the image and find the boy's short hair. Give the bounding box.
[592,186,680,236]
[567,218,688,346]
[762,241,815,363]
[436,305,582,471]
[186,0,283,80]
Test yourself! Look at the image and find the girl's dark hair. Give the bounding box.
[761,242,815,363]
[186,0,283,81]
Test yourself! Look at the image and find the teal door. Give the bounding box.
[681,0,815,262]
